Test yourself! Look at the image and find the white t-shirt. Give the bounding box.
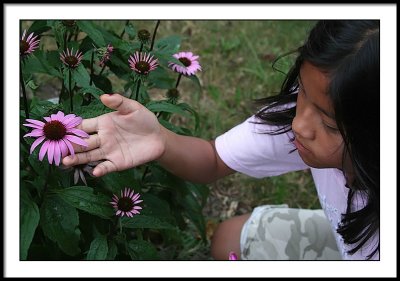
[215,115,379,260]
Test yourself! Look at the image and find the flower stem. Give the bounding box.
[86,49,95,105]
[69,68,73,112]
[135,79,141,101]
[20,60,29,119]
[99,64,106,76]
[149,20,160,52]
[139,43,143,53]
[119,217,123,234]
[89,49,94,86]
[175,73,183,88]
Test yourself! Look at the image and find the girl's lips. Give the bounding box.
[293,138,310,153]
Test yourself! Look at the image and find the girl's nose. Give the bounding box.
[292,111,316,140]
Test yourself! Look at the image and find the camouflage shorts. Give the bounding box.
[240,204,342,260]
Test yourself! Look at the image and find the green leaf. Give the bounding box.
[124,23,136,40]
[57,186,114,219]
[86,235,108,260]
[20,190,40,260]
[158,119,192,136]
[40,196,81,256]
[147,67,175,89]
[106,240,118,260]
[100,169,141,195]
[121,215,176,230]
[73,99,113,119]
[77,86,104,100]
[145,100,191,118]
[177,102,200,134]
[92,74,113,93]
[186,74,202,92]
[181,192,207,241]
[77,21,106,46]
[154,35,181,53]
[127,240,159,260]
[141,193,175,220]
[22,51,63,78]
[72,64,91,88]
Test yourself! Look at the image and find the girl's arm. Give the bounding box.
[62,93,235,183]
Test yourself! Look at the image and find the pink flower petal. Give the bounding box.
[23,123,43,129]
[53,141,61,166]
[47,141,55,164]
[39,140,50,161]
[62,139,75,156]
[25,119,45,127]
[67,128,89,138]
[24,129,44,138]
[65,117,83,128]
[29,136,46,154]
[58,139,69,158]
[64,135,88,147]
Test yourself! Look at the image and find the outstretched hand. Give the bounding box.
[62,94,166,177]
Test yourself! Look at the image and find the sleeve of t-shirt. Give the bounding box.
[215,115,309,178]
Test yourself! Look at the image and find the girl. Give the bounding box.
[62,20,379,260]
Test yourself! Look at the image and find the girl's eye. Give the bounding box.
[325,123,339,132]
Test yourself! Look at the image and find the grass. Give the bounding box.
[148,20,322,210]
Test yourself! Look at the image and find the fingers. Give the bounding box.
[62,147,105,167]
[92,160,118,177]
[73,134,101,153]
[79,117,99,134]
[100,93,141,115]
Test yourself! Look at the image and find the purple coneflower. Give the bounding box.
[23,111,89,166]
[60,48,84,69]
[169,51,202,76]
[128,51,158,76]
[228,251,238,260]
[110,188,143,218]
[20,29,40,57]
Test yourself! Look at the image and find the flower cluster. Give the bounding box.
[98,43,114,67]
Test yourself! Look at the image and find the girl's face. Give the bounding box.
[292,61,345,169]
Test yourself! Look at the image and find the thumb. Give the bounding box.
[100,93,142,115]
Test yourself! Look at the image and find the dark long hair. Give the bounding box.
[255,20,379,259]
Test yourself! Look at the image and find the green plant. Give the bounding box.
[20,20,207,261]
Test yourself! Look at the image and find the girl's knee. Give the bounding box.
[210,214,251,260]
